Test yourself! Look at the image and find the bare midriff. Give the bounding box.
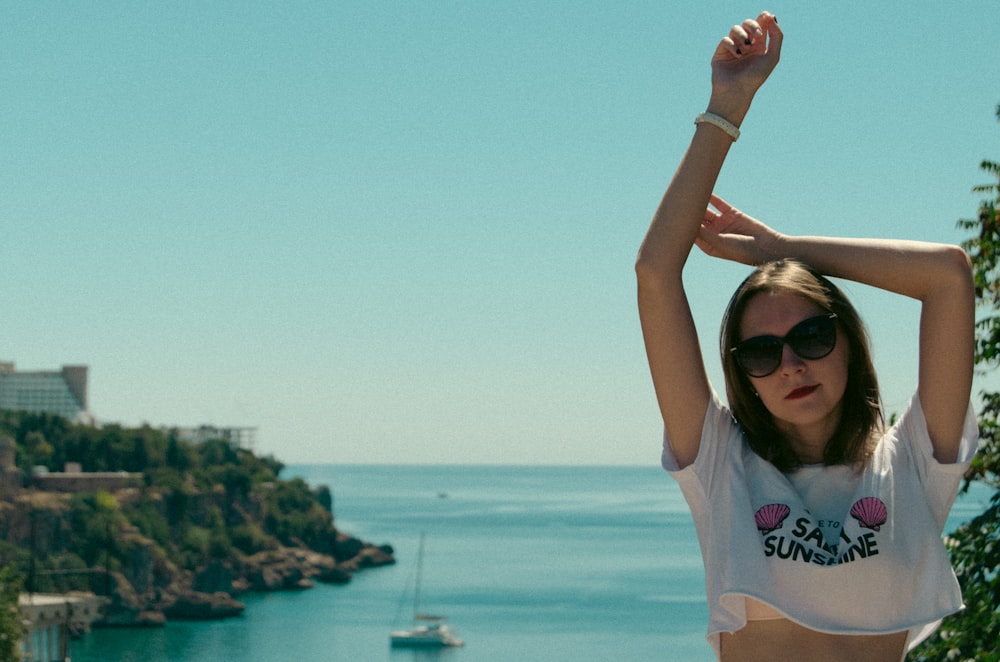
[720,619,908,662]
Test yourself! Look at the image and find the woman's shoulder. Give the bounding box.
[663,385,748,476]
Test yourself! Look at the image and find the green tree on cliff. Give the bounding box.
[0,565,25,662]
[912,104,1000,661]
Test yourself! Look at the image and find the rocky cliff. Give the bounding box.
[0,487,394,625]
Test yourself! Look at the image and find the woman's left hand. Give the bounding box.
[695,194,783,265]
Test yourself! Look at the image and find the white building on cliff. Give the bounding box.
[0,362,93,425]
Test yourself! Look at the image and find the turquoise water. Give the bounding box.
[69,465,993,662]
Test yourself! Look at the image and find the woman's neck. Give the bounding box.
[775,412,841,465]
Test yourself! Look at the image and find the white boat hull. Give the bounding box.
[390,624,464,648]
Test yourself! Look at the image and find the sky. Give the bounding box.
[2,1,999,466]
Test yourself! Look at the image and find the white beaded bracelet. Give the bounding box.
[694,112,740,142]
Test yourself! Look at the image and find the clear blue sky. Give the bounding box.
[3,2,998,465]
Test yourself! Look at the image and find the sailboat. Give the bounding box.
[389,533,464,648]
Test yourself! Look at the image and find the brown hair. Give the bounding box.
[720,259,883,472]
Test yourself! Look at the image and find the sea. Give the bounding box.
[68,464,994,662]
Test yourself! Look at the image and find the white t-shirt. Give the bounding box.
[662,389,978,660]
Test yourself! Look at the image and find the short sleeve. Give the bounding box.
[662,386,744,498]
[895,393,979,528]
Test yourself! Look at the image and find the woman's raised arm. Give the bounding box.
[636,12,782,468]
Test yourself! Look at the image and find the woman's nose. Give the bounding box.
[779,343,806,374]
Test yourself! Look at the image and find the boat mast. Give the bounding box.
[413,532,425,621]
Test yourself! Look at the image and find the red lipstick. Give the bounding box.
[786,385,819,400]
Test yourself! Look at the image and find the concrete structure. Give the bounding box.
[30,465,143,492]
[18,593,107,662]
[0,362,93,425]
[172,425,258,451]
[2,438,142,496]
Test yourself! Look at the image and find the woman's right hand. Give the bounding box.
[708,12,783,118]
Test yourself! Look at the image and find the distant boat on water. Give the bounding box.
[389,533,463,648]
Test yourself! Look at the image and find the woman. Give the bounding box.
[635,12,978,662]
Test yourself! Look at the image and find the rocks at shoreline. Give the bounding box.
[162,591,245,621]
[2,491,395,627]
[95,534,395,625]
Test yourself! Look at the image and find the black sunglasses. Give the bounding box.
[731,313,838,378]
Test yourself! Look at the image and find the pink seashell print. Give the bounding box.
[755,503,791,535]
[850,497,887,531]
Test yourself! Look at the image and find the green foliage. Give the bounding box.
[180,526,213,565]
[257,477,337,551]
[230,523,275,555]
[0,565,25,662]
[23,431,53,467]
[315,484,333,513]
[0,404,339,587]
[120,495,172,548]
[64,491,124,570]
[165,435,193,472]
[198,438,239,468]
[912,104,1000,661]
[27,553,91,594]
